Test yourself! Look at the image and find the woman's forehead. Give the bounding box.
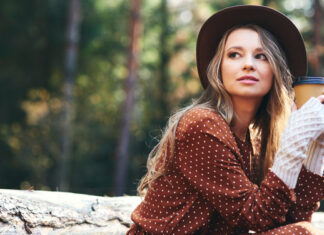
[225,28,263,49]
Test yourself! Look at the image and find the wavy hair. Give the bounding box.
[137,24,294,195]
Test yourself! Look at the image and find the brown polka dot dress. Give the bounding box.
[127,108,324,234]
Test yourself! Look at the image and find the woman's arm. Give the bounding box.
[174,109,295,233]
[276,97,324,222]
[287,135,324,223]
[271,97,324,188]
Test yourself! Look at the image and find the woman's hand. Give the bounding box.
[317,94,324,104]
[291,102,297,112]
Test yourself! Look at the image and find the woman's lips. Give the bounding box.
[237,75,259,81]
[237,75,259,84]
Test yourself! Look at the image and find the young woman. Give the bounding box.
[128,5,324,235]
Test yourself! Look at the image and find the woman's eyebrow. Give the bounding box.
[226,46,243,51]
[255,47,265,52]
[225,46,265,52]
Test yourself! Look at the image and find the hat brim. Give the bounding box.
[196,5,307,89]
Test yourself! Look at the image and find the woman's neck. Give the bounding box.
[230,97,261,141]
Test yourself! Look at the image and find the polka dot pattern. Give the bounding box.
[287,166,324,223]
[254,221,324,235]
[127,108,324,235]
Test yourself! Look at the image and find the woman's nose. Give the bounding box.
[242,56,255,71]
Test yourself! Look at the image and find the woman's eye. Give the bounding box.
[228,52,240,58]
[255,53,268,60]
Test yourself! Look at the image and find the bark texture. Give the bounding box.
[0,189,140,234]
[0,189,323,234]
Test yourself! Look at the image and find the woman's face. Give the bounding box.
[221,28,274,101]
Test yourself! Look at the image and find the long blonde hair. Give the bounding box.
[137,24,294,195]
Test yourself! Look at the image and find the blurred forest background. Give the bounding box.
[0,0,323,205]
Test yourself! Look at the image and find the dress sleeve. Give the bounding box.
[287,166,324,223]
[174,109,296,233]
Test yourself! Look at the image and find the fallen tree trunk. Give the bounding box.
[0,189,140,234]
[0,189,323,234]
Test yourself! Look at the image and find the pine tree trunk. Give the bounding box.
[114,0,142,196]
[59,0,81,191]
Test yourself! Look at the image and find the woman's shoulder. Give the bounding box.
[177,107,233,141]
[179,107,226,126]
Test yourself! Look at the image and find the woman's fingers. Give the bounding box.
[317,94,324,104]
[291,102,297,112]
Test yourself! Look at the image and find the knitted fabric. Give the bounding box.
[272,98,324,188]
[304,133,324,176]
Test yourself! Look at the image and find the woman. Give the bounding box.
[128,5,324,234]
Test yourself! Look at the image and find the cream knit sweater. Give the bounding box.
[304,133,324,175]
[271,97,324,188]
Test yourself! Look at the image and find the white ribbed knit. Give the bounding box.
[304,133,324,176]
[271,97,324,188]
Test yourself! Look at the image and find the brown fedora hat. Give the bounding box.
[196,5,307,89]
